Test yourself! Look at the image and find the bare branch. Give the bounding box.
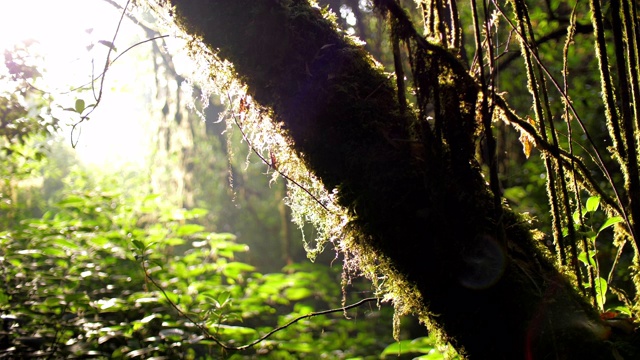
[141,259,379,352]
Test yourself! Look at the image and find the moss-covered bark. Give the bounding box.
[166,1,638,358]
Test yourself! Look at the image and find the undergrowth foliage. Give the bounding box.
[0,175,399,358]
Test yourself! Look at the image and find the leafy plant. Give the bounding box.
[566,196,624,311]
[0,168,396,359]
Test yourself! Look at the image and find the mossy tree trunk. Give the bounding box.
[165,1,638,358]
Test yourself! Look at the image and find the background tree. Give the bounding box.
[150,0,640,358]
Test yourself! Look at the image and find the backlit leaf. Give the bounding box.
[586,196,600,213]
[176,224,205,237]
[598,216,623,234]
[75,99,85,113]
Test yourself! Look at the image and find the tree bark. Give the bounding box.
[165,1,638,358]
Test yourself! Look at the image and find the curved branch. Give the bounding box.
[496,22,593,72]
[493,1,633,241]
[141,259,379,352]
[494,96,621,216]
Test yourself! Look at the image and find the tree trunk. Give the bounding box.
[165,1,637,358]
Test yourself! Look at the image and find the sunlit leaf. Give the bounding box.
[96,298,120,310]
[594,277,608,310]
[518,116,536,158]
[586,196,600,213]
[572,210,581,224]
[42,246,66,257]
[125,348,154,358]
[284,287,313,301]
[132,239,145,250]
[16,249,41,256]
[381,337,436,356]
[58,196,85,207]
[134,297,159,304]
[216,291,231,308]
[176,224,205,237]
[44,296,64,307]
[598,216,623,234]
[139,314,158,324]
[184,208,208,218]
[222,262,255,279]
[577,251,596,267]
[608,305,632,317]
[64,293,90,303]
[51,237,79,250]
[159,328,184,341]
[75,99,85,113]
[8,258,21,267]
[210,324,256,337]
[165,237,184,246]
[143,194,160,202]
[279,341,314,352]
[0,289,9,304]
[162,292,179,305]
[89,236,109,247]
[293,303,314,314]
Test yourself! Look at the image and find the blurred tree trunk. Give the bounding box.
[165,1,638,358]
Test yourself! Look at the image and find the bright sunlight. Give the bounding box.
[0,0,152,167]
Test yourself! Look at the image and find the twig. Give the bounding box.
[226,94,334,214]
[491,1,632,241]
[141,260,379,351]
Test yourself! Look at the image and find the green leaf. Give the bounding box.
[284,287,313,301]
[139,314,158,323]
[577,251,597,267]
[64,293,90,303]
[184,208,208,218]
[572,210,581,224]
[132,239,145,250]
[143,194,161,202]
[598,216,623,234]
[222,262,255,278]
[58,195,86,208]
[216,291,231,308]
[75,99,85,113]
[89,236,109,247]
[210,324,256,337]
[594,277,608,310]
[42,246,66,257]
[586,196,600,213]
[176,224,205,237]
[51,238,79,250]
[165,237,185,246]
[278,341,314,353]
[608,305,632,317]
[95,297,124,311]
[0,288,9,304]
[159,328,184,341]
[381,337,435,356]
